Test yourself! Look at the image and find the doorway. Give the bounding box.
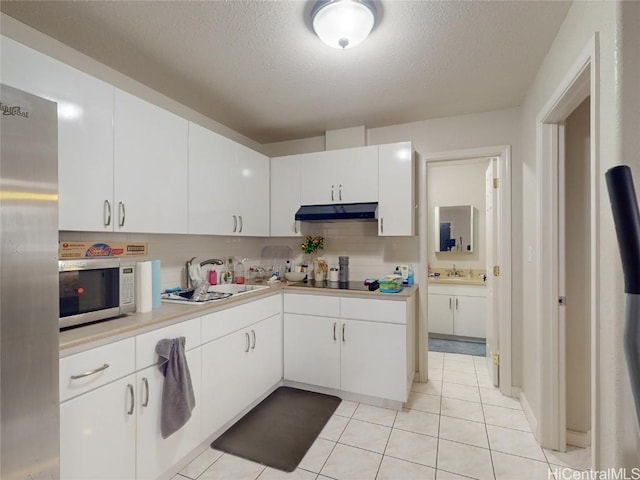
[537,35,597,463]
[418,146,512,397]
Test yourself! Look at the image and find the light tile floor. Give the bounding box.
[173,351,592,480]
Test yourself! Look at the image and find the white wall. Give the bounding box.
[520,0,640,467]
[427,158,490,270]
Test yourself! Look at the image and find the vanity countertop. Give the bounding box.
[428,276,486,286]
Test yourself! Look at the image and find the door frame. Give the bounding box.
[536,34,598,458]
[419,145,513,396]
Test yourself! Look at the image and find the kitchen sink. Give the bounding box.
[161,284,269,305]
[208,284,270,295]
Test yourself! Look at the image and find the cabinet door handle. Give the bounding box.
[127,384,134,415]
[339,184,342,201]
[104,200,112,227]
[342,323,346,342]
[333,322,337,341]
[239,215,243,233]
[380,217,384,234]
[70,363,110,380]
[456,298,459,310]
[331,185,335,202]
[232,215,237,233]
[118,202,126,227]
[142,377,149,407]
[251,329,256,350]
[294,221,298,234]
[245,332,250,352]
[449,298,452,310]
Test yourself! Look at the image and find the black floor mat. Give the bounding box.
[211,387,341,472]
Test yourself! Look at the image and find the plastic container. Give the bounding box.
[235,260,245,284]
[378,275,403,293]
[208,269,218,285]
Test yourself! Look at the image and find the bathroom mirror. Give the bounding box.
[434,205,474,253]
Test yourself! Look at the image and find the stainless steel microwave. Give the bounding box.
[59,258,136,329]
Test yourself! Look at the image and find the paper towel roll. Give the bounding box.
[136,261,153,313]
[151,259,162,308]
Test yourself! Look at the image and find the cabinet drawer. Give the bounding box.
[284,293,339,317]
[135,317,201,369]
[340,297,406,324]
[60,338,135,402]
[202,294,281,343]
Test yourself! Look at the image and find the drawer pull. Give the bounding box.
[127,384,134,415]
[142,377,149,407]
[70,363,110,380]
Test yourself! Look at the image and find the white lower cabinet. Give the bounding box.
[60,321,203,480]
[60,373,137,480]
[135,349,202,480]
[201,297,283,438]
[428,284,487,338]
[283,314,341,389]
[340,319,407,401]
[283,293,413,403]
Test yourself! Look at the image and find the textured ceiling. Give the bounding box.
[1,0,571,144]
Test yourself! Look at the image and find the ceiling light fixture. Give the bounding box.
[312,0,376,50]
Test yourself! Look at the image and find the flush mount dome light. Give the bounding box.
[312,0,376,49]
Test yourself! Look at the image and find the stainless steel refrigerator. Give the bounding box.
[1,84,60,479]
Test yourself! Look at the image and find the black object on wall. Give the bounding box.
[605,164,640,431]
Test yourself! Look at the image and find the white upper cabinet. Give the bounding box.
[270,155,302,237]
[188,122,236,234]
[188,122,269,236]
[1,37,115,232]
[300,145,378,205]
[378,142,415,236]
[235,144,269,236]
[114,89,188,233]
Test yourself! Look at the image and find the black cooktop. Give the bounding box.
[289,280,373,292]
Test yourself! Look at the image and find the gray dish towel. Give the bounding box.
[156,337,196,439]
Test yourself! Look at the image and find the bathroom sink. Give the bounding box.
[208,284,270,295]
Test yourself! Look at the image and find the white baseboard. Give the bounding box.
[566,429,591,448]
[519,391,540,440]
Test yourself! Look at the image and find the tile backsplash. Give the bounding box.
[60,221,420,291]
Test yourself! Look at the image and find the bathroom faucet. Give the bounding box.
[186,257,224,289]
[448,264,460,278]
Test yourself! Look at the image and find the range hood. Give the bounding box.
[295,202,378,222]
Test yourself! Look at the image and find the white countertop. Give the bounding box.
[59,283,418,357]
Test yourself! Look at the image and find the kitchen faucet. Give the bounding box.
[186,257,224,289]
